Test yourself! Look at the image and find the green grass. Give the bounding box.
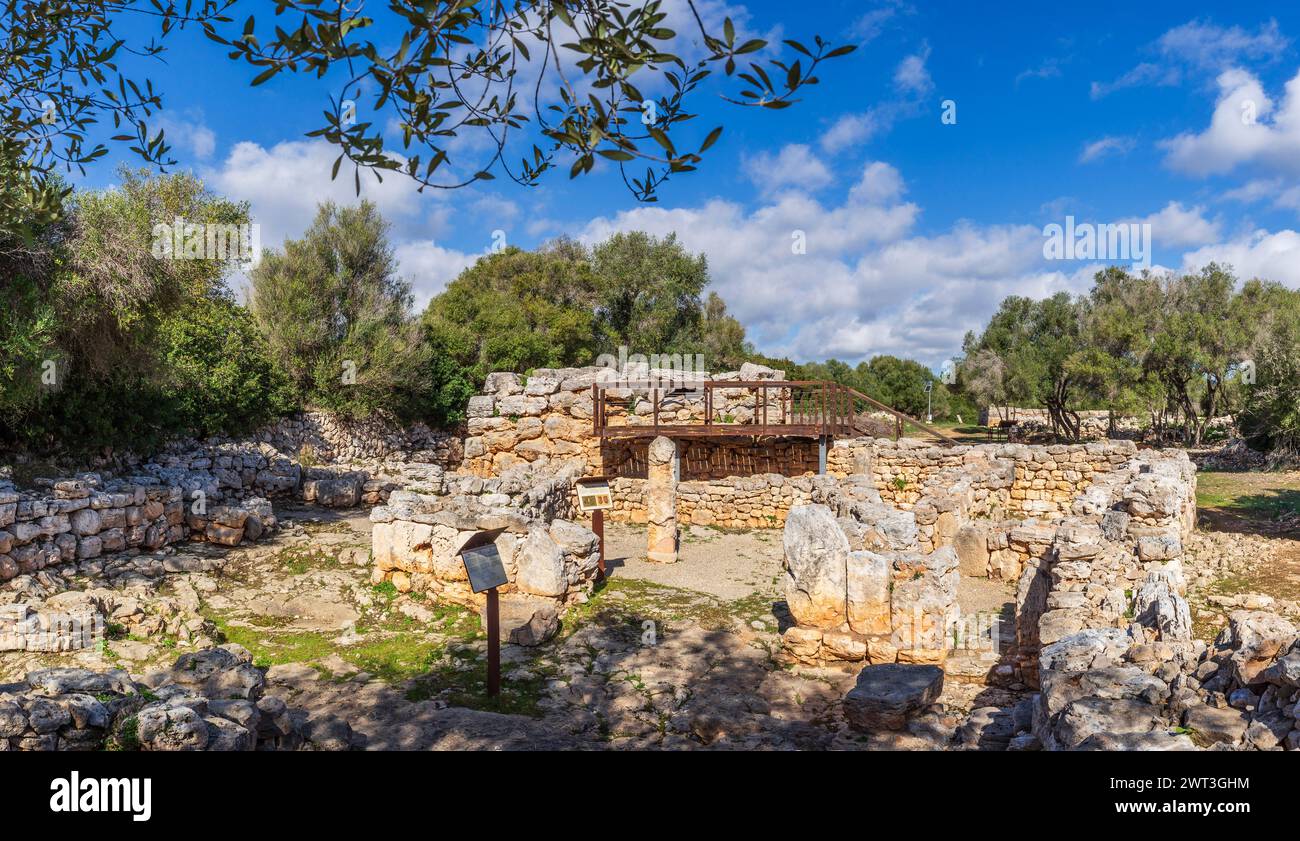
[1196,470,1300,522]
[563,577,780,634]
[274,545,338,575]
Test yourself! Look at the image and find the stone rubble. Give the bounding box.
[0,644,349,751]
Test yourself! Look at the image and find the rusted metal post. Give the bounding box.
[593,508,605,582]
[486,587,500,697]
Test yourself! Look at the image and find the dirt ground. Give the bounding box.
[603,521,784,600]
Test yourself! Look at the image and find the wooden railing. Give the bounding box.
[591,380,955,446]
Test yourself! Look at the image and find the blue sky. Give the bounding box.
[79,1,1300,369]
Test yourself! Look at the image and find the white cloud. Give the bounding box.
[1079,135,1136,163]
[851,5,904,43]
[1223,177,1300,211]
[205,139,429,249]
[893,43,933,96]
[1180,228,1300,286]
[394,241,480,312]
[157,110,216,161]
[742,144,833,195]
[821,109,891,153]
[848,161,905,204]
[820,45,933,154]
[1161,68,1300,177]
[1015,57,1066,87]
[1091,19,1289,99]
[573,161,1118,365]
[1128,202,1222,248]
[1156,18,1288,71]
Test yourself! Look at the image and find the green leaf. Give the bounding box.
[699,126,723,152]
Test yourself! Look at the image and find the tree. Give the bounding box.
[250,200,432,420]
[963,293,1088,439]
[1,169,286,453]
[699,292,750,372]
[1067,267,1161,435]
[1146,266,1249,446]
[1238,283,1300,462]
[858,355,946,419]
[1,1,237,235]
[156,294,294,437]
[592,231,709,354]
[2,1,855,237]
[422,239,601,383]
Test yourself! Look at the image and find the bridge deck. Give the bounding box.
[591,380,956,445]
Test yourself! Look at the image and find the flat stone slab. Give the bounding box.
[844,663,944,732]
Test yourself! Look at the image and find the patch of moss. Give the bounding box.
[106,715,140,751]
[275,545,338,575]
[404,654,555,717]
[562,577,779,635]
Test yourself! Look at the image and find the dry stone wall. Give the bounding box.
[369,463,601,646]
[779,444,1198,682]
[461,364,808,479]
[0,644,350,751]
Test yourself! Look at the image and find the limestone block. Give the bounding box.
[954,524,990,577]
[843,664,944,732]
[515,525,566,597]
[846,550,891,636]
[646,436,679,564]
[782,505,848,629]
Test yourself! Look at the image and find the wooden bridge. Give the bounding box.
[591,380,956,446]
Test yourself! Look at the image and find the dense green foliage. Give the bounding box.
[749,353,969,422]
[156,295,294,438]
[0,169,290,453]
[959,265,1300,450]
[249,202,434,422]
[422,231,751,391]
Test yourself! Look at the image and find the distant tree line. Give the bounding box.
[957,266,1300,458]
[8,172,1293,462]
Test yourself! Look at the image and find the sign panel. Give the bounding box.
[458,528,509,594]
[575,478,613,512]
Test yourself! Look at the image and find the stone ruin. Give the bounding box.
[6,365,1299,751]
[0,409,461,655]
[369,462,601,646]
[0,644,350,751]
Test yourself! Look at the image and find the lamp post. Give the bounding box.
[924,380,934,423]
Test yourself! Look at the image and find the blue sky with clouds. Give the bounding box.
[80,1,1300,369]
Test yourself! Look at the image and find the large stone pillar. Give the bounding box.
[646,436,679,563]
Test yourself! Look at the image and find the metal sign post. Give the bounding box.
[575,477,613,582]
[458,528,508,698]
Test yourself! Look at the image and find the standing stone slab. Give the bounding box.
[782,505,849,629]
[646,436,679,564]
[846,550,891,636]
[843,664,944,732]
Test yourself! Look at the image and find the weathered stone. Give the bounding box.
[483,594,560,646]
[846,550,891,636]
[1182,705,1249,745]
[782,505,848,629]
[843,664,944,732]
[515,526,566,597]
[954,524,990,577]
[645,436,679,564]
[1217,611,1298,686]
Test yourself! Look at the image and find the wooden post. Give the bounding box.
[486,587,500,697]
[593,508,605,581]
